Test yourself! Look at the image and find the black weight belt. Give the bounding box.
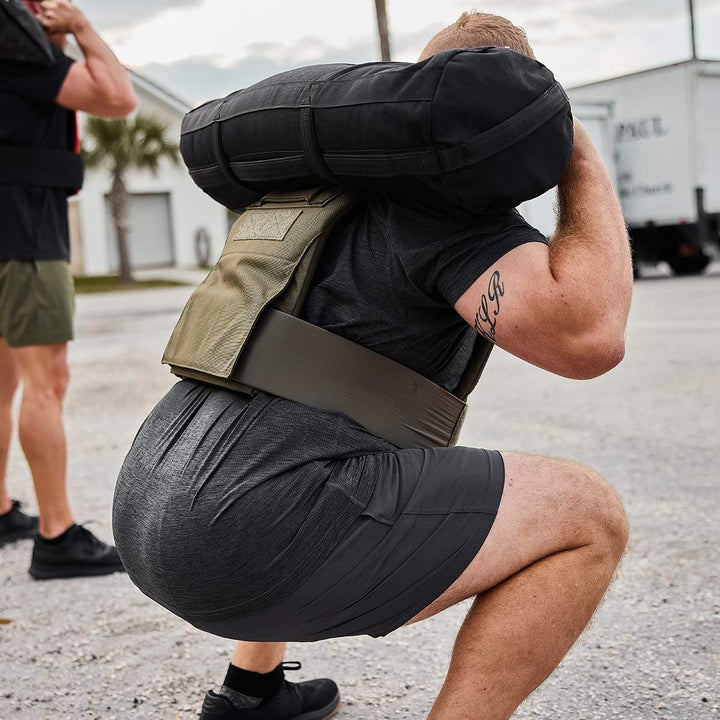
[0,145,84,191]
[175,308,492,449]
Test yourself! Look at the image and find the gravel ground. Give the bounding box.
[1,262,719,719]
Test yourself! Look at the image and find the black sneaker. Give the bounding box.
[0,500,39,547]
[200,662,340,720]
[29,523,125,580]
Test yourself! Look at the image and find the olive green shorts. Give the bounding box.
[0,260,75,347]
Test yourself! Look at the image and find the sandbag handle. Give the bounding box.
[299,83,339,187]
[437,82,571,172]
[211,98,256,205]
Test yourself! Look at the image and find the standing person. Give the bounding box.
[0,0,136,578]
[113,12,633,720]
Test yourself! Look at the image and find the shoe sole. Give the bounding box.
[0,527,38,547]
[29,561,126,580]
[295,694,340,720]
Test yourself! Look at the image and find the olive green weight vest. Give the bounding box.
[163,188,493,449]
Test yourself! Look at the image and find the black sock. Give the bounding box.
[223,662,285,699]
[39,524,76,544]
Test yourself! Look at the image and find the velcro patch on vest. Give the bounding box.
[232,209,303,242]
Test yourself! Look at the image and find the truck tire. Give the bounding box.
[667,252,710,276]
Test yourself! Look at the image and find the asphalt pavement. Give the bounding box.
[1,262,719,719]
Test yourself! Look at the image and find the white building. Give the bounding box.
[68,65,228,276]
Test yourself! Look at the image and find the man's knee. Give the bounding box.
[563,460,629,561]
[19,344,70,403]
[504,453,629,561]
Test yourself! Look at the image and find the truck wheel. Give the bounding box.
[667,252,710,275]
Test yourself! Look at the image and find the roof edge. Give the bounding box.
[568,57,720,90]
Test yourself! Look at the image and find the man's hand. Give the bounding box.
[38,1,87,36]
[51,0,137,118]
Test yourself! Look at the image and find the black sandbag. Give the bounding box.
[181,47,573,214]
[0,0,54,65]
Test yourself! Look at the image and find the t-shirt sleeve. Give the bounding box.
[388,201,549,307]
[0,45,74,104]
[433,209,549,305]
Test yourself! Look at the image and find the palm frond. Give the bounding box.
[81,113,180,178]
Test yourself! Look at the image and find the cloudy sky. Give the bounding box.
[76,0,720,106]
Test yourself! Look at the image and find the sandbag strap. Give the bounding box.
[228,308,468,449]
[0,145,84,191]
[299,84,338,186]
[210,100,256,207]
[437,82,570,172]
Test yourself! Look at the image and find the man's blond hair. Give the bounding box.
[419,11,535,61]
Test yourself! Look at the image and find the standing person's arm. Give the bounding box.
[454,119,633,379]
[39,0,136,117]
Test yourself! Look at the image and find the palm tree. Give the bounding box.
[374,0,392,61]
[82,114,180,284]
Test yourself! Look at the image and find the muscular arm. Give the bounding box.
[455,120,633,379]
[39,0,136,118]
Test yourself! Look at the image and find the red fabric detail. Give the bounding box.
[73,112,80,153]
[24,1,42,17]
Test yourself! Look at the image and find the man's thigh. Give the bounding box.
[404,451,627,626]
[0,339,20,397]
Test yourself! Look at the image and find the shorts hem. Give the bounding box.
[6,333,73,348]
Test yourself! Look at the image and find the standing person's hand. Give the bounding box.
[37,0,87,36]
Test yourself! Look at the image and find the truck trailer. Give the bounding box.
[571,59,720,275]
[522,59,720,275]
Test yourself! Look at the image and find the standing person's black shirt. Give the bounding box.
[0,45,76,261]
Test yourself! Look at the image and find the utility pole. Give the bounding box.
[688,0,698,60]
[374,0,392,61]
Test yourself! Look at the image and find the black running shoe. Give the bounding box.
[200,663,340,720]
[0,500,38,547]
[29,524,125,580]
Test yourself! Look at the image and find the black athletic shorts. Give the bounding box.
[192,447,504,641]
[114,383,505,642]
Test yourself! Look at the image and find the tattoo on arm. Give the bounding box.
[473,271,505,343]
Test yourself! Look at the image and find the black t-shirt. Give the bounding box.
[301,194,548,391]
[0,45,76,261]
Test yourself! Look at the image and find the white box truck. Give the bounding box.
[521,60,720,275]
[570,60,720,275]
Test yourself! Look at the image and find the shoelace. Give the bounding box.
[74,524,103,547]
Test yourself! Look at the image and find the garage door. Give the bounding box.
[106,193,174,270]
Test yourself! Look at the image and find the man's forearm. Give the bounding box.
[550,126,633,338]
[70,16,135,108]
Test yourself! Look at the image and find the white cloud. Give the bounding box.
[82,0,720,102]
[103,0,378,67]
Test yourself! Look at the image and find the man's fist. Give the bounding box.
[38,0,86,35]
